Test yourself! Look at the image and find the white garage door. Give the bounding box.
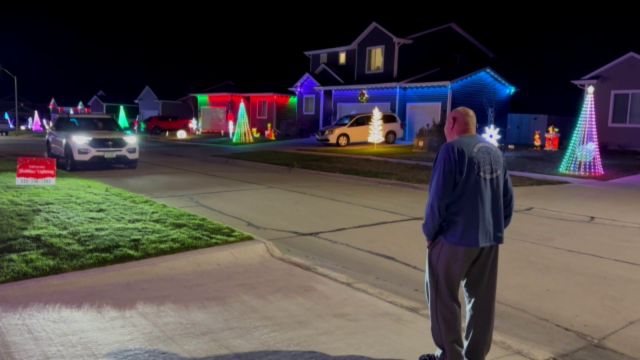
[201,106,227,133]
[406,103,442,140]
[336,102,391,119]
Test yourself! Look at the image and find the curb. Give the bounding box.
[255,237,540,360]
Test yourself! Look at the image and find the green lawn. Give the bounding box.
[302,145,437,162]
[0,161,251,284]
[219,151,563,187]
[504,149,640,181]
[155,134,283,146]
[308,145,640,181]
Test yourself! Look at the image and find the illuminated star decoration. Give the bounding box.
[482,125,501,146]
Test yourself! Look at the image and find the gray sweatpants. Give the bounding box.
[425,240,499,360]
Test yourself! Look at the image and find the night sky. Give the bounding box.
[1,5,638,116]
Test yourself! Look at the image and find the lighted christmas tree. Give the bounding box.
[32,110,43,132]
[559,85,604,176]
[77,101,85,113]
[118,106,130,130]
[368,106,384,147]
[48,98,58,113]
[4,112,13,129]
[232,101,253,143]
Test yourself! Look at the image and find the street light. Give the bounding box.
[0,65,19,130]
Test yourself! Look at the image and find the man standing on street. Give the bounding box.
[420,107,514,360]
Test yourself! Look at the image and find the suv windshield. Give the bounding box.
[56,117,122,132]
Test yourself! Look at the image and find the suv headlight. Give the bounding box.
[327,129,334,135]
[124,135,138,144]
[71,135,92,145]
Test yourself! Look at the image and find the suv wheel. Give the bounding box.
[63,145,76,172]
[46,142,55,158]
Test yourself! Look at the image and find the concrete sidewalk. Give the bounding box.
[0,241,521,360]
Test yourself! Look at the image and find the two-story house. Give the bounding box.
[291,22,515,141]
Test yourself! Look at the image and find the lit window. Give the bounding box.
[339,51,347,65]
[366,46,384,73]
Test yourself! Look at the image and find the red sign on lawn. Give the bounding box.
[16,157,57,186]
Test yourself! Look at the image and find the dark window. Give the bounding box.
[383,114,398,124]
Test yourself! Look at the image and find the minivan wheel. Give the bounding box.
[385,131,396,144]
[337,134,350,147]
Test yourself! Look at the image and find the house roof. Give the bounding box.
[350,22,412,46]
[191,92,293,98]
[315,67,514,91]
[89,91,136,106]
[304,22,412,56]
[289,73,320,91]
[579,52,640,80]
[192,81,292,95]
[135,86,159,102]
[313,64,345,84]
[303,22,491,60]
[407,23,494,58]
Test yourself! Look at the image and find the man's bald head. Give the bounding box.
[445,107,477,141]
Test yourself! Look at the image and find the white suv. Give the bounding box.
[316,113,404,146]
[46,114,139,171]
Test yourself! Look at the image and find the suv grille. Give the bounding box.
[89,138,127,149]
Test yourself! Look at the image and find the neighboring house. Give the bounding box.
[506,113,573,146]
[48,97,91,122]
[88,91,139,121]
[291,22,515,140]
[135,86,192,121]
[572,52,640,150]
[187,83,296,135]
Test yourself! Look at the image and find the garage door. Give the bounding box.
[336,102,391,119]
[200,106,227,133]
[406,103,442,140]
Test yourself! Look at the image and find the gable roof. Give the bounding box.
[314,64,345,84]
[135,86,159,102]
[350,21,412,47]
[580,52,640,79]
[304,21,411,56]
[303,22,491,60]
[88,91,135,106]
[290,73,320,91]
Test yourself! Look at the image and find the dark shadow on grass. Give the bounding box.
[106,349,400,360]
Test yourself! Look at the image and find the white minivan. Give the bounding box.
[316,113,404,146]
